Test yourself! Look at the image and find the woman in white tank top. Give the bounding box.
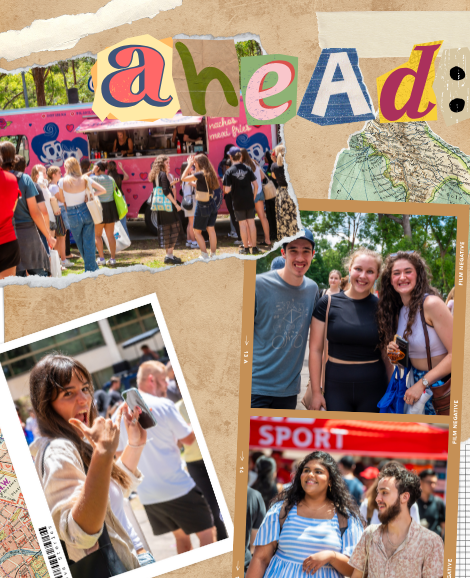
[377,251,453,415]
[55,158,106,273]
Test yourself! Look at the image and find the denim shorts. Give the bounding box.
[194,198,218,231]
[255,189,265,203]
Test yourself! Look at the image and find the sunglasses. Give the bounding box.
[390,250,416,258]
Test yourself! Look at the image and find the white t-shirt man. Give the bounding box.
[116,391,195,505]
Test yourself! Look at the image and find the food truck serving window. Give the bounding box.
[76,114,206,159]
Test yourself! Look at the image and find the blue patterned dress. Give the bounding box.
[254,502,363,578]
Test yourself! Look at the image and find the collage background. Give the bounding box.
[2,1,470,577]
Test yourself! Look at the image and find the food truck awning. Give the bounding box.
[76,113,203,133]
[250,417,448,459]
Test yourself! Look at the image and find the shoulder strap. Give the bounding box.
[419,296,432,371]
[321,295,331,391]
[279,501,288,533]
[337,511,348,530]
[40,441,52,480]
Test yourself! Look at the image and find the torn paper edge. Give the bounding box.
[0,0,182,62]
[0,31,303,292]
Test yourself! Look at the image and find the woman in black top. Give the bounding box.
[270,144,298,242]
[319,270,342,298]
[308,248,390,413]
[148,155,183,265]
[181,154,219,260]
[113,131,134,156]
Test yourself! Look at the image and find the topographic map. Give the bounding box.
[0,431,48,578]
[329,117,470,205]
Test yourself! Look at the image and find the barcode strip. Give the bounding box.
[39,526,64,578]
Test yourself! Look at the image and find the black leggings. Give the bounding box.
[324,360,388,413]
[224,193,241,240]
[187,460,228,541]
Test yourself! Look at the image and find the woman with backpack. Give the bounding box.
[246,451,364,578]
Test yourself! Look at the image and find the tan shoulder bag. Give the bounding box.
[301,294,331,410]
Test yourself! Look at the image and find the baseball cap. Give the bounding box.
[283,229,315,251]
[228,146,241,156]
[270,256,286,270]
[360,467,379,480]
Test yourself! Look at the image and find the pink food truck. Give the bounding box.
[0,100,277,234]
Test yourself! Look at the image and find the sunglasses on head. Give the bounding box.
[390,250,416,258]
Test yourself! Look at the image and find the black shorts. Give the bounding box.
[0,240,20,273]
[234,207,255,222]
[100,200,119,224]
[143,486,214,536]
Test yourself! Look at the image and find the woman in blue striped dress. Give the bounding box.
[246,451,365,578]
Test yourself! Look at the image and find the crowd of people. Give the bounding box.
[251,231,454,414]
[245,450,445,577]
[0,139,298,276]
[0,140,132,278]
[149,143,298,264]
[22,351,227,575]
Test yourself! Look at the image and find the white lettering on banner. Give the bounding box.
[208,117,253,141]
[314,430,331,448]
[292,427,313,448]
[258,425,274,446]
[275,426,292,447]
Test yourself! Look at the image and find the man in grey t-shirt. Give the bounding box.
[251,230,319,409]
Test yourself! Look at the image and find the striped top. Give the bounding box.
[254,502,363,578]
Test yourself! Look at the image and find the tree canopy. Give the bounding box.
[256,211,457,297]
[0,58,96,110]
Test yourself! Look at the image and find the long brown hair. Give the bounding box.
[30,353,130,489]
[240,148,256,172]
[194,154,219,190]
[149,155,168,183]
[377,251,436,349]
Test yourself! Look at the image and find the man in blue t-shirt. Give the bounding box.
[251,230,319,409]
[338,456,365,506]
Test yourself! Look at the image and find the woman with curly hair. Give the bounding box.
[377,251,453,415]
[246,451,364,578]
[149,155,183,265]
[308,248,389,412]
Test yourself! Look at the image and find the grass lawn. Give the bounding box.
[61,217,270,275]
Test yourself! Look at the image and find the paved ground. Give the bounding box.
[129,494,199,561]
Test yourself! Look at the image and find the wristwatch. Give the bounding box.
[422,378,429,388]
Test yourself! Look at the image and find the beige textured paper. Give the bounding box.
[172,39,240,117]
[434,48,470,126]
[4,3,470,577]
[317,12,470,58]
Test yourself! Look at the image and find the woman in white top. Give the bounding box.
[446,287,455,316]
[55,158,106,273]
[30,354,154,573]
[241,148,271,247]
[377,251,453,415]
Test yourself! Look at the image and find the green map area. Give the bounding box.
[330,118,470,206]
